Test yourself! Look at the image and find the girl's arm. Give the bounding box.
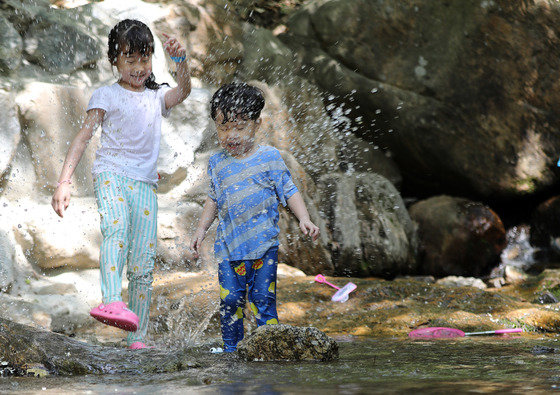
[287,191,320,241]
[162,33,191,110]
[191,197,218,258]
[51,108,104,218]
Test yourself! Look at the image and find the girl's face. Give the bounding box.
[215,110,261,158]
[115,50,152,91]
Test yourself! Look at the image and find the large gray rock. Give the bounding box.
[155,0,244,85]
[250,80,341,180]
[238,27,296,84]
[279,0,560,199]
[13,1,104,75]
[0,15,22,73]
[410,195,507,277]
[317,172,418,277]
[0,226,16,292]
[0,91,20,178]
[15,82,97,197]
[1,0,51,35]
[237,324,338,361]
[158,88,213,194]
[530,196,560,256]
[13,198,101,270]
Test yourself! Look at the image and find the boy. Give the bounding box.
[190,82,320,352]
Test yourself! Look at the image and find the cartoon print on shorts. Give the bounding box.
[252,259,263,270]
[234,262,246,276]
[220,284,230,300]
[249,302,260,319]
[266,318,278,325]
[268,281,276,294]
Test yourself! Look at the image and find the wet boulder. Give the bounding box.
[0,15,23,73]
[237,324,338,362]
[410,195,506,277]
[436,275,487,290]
[156,0,244,84]
[317,172,418,277]
[0,225,17,292]
[0,317,201,376]
[250,80,340,179]
[278,0,560,199]
[529,196,560,256]
[0,91,20,178]
[240,32,403,185]
[13,198,101,270]
[15,82,97,197]
[19,2,103,75]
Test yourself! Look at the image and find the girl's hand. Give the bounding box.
[51,184,71,218]
[161,33,186,59]
[299,219,320,242]
[190,228,206,258]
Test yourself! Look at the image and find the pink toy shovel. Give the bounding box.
[314,274,357,302]
[408,327,523,339]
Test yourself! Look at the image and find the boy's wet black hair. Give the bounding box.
[210,83,265,123]
[107,19,163,90]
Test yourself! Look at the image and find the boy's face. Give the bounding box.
[215,110,261,158]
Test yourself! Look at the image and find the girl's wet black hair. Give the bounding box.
[210,82,265,123]
[108,19,165,90]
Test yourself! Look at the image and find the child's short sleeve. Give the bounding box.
[158,85,173,118]
[270,150,298,207]
[87,87,110,112]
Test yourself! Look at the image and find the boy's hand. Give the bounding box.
[190,228,206,259]
[162,33,186,59]
[51,184,71,218]
[299,219,320,242]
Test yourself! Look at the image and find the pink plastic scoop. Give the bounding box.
[408,327,523,339]
[314,274,357,302]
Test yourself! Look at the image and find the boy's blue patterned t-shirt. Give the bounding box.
[207,145,298,262]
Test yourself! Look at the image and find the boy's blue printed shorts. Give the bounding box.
[218,247,279,352]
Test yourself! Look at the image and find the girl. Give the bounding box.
[51,19,191,349]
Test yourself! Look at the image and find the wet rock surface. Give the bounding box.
[0,317,202,376]
[410,195,506,277]
[237,324,338,362]
[277,0,560,199]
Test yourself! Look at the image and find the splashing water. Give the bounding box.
[499,225,536,270]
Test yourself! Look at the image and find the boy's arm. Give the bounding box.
[191,197,218,258]
[51,108,104,218]
[162,33,191,110]
[287,191,320,241]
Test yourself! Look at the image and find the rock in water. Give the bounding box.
[237,324,338,362]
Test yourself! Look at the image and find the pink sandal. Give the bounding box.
[89,301,139,332]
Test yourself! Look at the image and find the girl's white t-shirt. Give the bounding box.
[87,82,171,185]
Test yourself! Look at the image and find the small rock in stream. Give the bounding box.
[531,345,559,355]
[532,291,559,305]
[237,324,339,362]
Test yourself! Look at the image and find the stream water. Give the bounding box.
[2,335,560,394]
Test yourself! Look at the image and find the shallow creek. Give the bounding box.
[2,335,560,393]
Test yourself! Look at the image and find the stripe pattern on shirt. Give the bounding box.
[208,145,298,261]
